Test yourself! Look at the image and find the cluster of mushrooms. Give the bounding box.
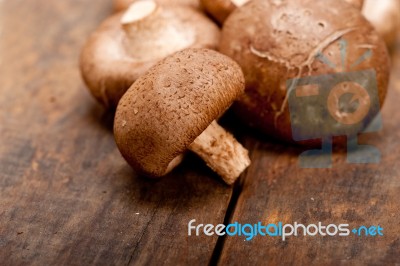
[80,0,399,185]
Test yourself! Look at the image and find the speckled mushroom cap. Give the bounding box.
[114,48,245,177]
[114,0,202,12]
[220,0,390,143]
[80,3,220,108]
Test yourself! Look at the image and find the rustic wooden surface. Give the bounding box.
[0,0,399,265]
[0,1,232,265]
[219,41,400,264]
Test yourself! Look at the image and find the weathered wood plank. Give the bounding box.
[0,1,232,265]
[1,0,400,265]
[218,41,400,265]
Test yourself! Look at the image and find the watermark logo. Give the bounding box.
[287,39,382,168]
[188,219,384,241]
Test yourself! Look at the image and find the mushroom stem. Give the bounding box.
[188,120,251,185]
[121,0,160,37]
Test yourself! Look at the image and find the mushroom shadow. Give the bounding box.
[87,102,115,133]
[113,153,231,209]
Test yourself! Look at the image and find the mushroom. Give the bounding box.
[80,0,220,108]
[114,48,250,185]
[219,0,390,143]
[362,0,400,49]
[113,0,202,12]
[200,0,250,25]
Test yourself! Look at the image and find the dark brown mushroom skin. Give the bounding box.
[114,48,245,177]
[220,0,390,144]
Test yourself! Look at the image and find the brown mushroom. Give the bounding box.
[363,0,400,49]
[219,0,390,143]
[113,0,202,12]
[114,48,250,185]
[200,0,250,25]
[80,0,220,108]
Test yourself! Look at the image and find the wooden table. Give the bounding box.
[0,1,399,265]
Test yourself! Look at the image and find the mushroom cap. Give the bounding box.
[114,0,202,12]
[220,0,390,143]
[80,4,220,108]
[114,48,245,177]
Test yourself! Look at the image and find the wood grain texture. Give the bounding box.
[218,42,400,265]
[0,1,232,265]
[1,0,400,265]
